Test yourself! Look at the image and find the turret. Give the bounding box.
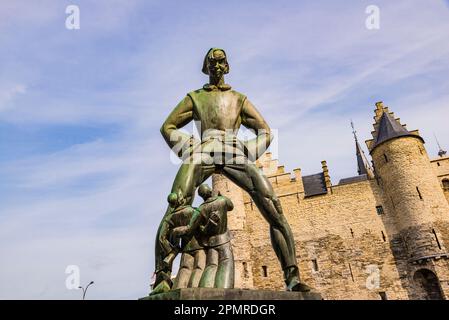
[366,102,449,261]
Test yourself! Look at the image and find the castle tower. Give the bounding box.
[367,102,449,299]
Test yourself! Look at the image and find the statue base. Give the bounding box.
[139,288,322,300]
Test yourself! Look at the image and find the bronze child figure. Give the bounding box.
[151,191,205,294]
[172,184,235,288]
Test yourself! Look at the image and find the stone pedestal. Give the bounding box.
[140,288,322,300]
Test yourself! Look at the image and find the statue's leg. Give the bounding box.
[153,162,208,291]
[188,249,206,288]
[199,248,219,288]
[214,243,234,289]
[222,163,310,291]
[172,252,194,289]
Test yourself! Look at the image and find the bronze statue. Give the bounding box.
[153,48,310,294]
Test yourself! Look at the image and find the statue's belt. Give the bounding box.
[201,129,237,140]
[201,230,231,247]
[192,137,247,155]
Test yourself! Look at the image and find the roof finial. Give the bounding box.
[434,133,447,157]
[351,119,358,142]
[375,101,384,110]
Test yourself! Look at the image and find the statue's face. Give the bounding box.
[207,49,228,78]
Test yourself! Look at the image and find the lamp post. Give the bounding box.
[78,281,94,300]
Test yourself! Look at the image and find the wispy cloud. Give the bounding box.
[0,83,26,111]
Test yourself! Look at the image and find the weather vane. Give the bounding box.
[434,133,447,157]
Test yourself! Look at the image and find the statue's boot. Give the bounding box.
[150,280,171,295]
[150,271,172,296]
[284,266,312,292]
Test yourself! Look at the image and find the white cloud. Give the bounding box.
[0,83,27,111]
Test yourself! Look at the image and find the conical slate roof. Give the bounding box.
[372,111,413,149]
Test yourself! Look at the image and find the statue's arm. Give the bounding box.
[159,216,176,254]
[171,208,202,238]
[225,197,234,211]
[160,96,195,156]
[241,98,273,161]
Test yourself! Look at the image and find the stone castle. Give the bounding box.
[212,101,449,300]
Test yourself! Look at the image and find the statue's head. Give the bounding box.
[202,48,229,78]
[167,190,186,207]
[198,184,213,200]
[167,192,178,207]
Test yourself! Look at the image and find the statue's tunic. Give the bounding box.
[187,88,248,164]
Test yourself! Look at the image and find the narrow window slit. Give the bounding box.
[432,229,442,250]
[312,259,319,272]
[416,186,423,200]
[262,266,268,277]
[348,263,355,282]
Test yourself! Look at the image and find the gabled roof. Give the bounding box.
[302,173,327,197]
[338,174,368,186]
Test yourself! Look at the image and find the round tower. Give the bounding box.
[368,102,449,261]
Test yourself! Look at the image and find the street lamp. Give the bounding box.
[78,281,94,300]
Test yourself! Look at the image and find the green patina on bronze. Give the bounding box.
[150,48,311,295]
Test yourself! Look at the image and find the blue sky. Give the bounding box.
[1,0,449,299]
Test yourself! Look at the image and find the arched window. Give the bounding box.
[442,179,449,191]
[413,269,444,300]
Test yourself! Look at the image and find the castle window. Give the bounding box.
[350,228,354,238]
[376,205,384,215]
[312,259,319,272]
[379,292,388,300]
[442,179,449,191]
[383,153,389,163]
[243,262,249,278]
[348,263,355,282]
[262,266,268,277]
[381,231,386,242]
[432,229,442,250]
[416,186,423,200]
[437,162,441,167]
